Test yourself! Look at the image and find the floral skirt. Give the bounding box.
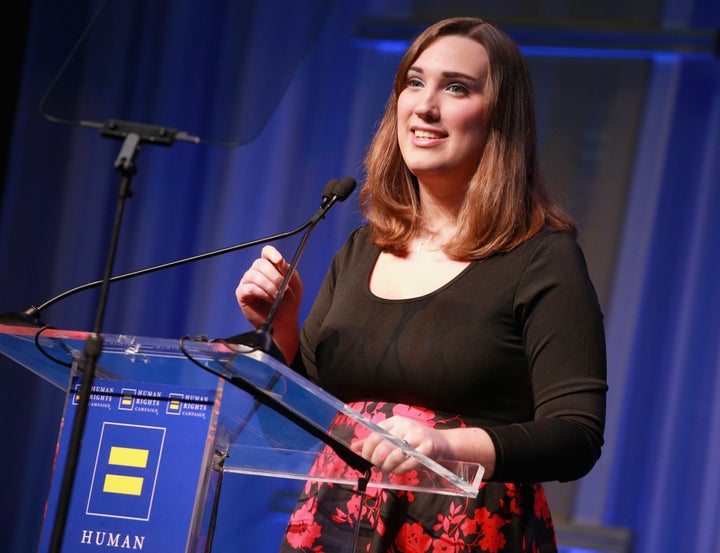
[278,401,557,553]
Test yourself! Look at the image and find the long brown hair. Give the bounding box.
[360,17,576,259]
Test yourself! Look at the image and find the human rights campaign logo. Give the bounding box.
[166,392,184,415]
[86,422,166,521]
[118,388,136,410]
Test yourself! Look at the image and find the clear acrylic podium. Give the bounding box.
[0,323,483,552]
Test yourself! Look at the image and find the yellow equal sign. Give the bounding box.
[103,474,144,496]
[103,446,149,496]
[109,446,149,468]
[120,393,134,408]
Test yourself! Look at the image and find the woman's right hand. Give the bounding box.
[235,245,303,360]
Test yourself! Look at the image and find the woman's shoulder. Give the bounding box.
[330,225,377,268]
[512,229,595,292]
[339,224,375,253]
[487,229,590,284]
[516,228,585,261]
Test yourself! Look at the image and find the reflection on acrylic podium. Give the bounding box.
[0,324,483,552]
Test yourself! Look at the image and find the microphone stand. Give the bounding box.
[48,120,192,553]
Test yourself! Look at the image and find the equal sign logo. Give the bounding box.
[86,422,166,520]
[166,392,184,415]
[103,446,148,496]
[118,388,136,411]
[71,383,81,405]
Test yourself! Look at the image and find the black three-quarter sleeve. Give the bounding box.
[483,232,608,482]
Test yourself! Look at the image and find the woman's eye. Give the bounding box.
[407,78,423,88]
[447,84,468,94]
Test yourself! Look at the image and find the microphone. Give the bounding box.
[218,176,357,363]
[314,175,356,218]
[0,177,355,328]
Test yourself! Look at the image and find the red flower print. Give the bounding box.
[479,525,507,553]
[433,501,466,535]
[376,515,386,537]
[499,483,523,515]
[346,402,389,442]
[459,515,477,536]
[329,492,361,526]
[289,497,317,523]
[311,447,354,480]
[332,412,355,429]
[286,499,323,550]
[388,469,421,489]
[430,533,464,553]
[391,404,437,424]
[475,508,508,553]
[532,484,553,529]
[356,487,389,531]
[395,522,433,552]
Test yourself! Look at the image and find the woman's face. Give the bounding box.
[396,35,490,190]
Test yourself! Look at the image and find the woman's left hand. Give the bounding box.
[350,415,452,474]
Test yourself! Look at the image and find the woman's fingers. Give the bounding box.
[350,420,425,474]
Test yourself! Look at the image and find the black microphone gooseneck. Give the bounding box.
[8,179,345,326]
[221,176,357,363]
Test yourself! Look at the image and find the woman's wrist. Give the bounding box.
[441,426,496,479]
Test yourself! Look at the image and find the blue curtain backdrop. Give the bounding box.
[1,0,719,552]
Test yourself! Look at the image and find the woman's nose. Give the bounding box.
[414,90,440,120]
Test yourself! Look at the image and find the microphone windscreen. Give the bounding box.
[321,178,340,202]
[334,177,357,201]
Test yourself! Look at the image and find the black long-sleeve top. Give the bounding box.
[297,226,607,483]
